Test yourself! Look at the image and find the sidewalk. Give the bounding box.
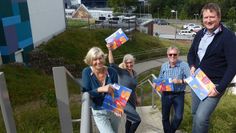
[134,56,187,75]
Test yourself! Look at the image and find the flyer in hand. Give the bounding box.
[102,83,132,114]
[105,28,129,50]
[153,78,174,92]
[185,68,215,100]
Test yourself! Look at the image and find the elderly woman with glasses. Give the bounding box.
[82,47,120,133]
[107,45,141,133]
[158,46,190,133]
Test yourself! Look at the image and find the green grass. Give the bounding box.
[0,64,81,132]
[40,28,165,76]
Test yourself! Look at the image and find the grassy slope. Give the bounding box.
[41,28,164,73]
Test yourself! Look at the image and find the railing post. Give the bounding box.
[0,72,17,133]
[52,67,73,133]
[80,92,91,133]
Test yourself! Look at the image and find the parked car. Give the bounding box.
[178,30,196,37]
[188,25,202,32]
[183,23,196,29]
[155,19,169,25]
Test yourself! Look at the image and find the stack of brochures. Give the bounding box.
[105,28,129,50]
[102,83,132,114]
[185,68,215,100]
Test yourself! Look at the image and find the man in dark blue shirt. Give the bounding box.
[188,3,236,133]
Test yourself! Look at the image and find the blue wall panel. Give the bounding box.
[0,0,33,63]
[16,21,31,41]
[2,15,21,27]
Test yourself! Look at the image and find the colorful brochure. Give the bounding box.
[153,78,174,92]
[105,28,129,50]
[102,83,132,114]
[185,68,215,100]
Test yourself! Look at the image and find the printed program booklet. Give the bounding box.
[153,78,174,92]
[105,28,129,50]
[102,83,132,114]
[185,68,215,100]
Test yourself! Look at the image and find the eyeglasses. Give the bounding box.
[168,54,178,57]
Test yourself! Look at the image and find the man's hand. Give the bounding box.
[208,88,219,97]
[190,66,196,76]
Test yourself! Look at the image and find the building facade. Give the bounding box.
[0,0,66,64]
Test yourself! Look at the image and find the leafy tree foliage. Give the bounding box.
[107,0,138,12]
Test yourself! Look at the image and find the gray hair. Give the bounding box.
[84,47,106,66]
[201,3,221,18]
[119,54,135,69]
[167,45,180,54]
[122,54,135,63]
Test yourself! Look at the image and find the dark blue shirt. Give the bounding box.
[82,66,118,110]
[188,24,236,93]
[110,63,138,107]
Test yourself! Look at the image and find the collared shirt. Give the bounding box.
[158,60,190,92]
[198,26,221,61]
[82,66,118,110]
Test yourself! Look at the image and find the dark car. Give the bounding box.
[155,19,169,25]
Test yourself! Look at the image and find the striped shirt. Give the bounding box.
[158,60,190,92]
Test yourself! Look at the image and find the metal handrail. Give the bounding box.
[137,73,162,108]
[52,66,91,133]
[0,72,17,133]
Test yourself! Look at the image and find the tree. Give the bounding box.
[107,0,138,13]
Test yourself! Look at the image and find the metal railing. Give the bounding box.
[137,73,161,108]
[0,72,17,133]
[52,66,91,133]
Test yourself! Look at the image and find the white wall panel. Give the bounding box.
[27,0,66,47]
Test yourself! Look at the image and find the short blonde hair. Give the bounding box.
[201,3,221,18]
[84,47,106,66]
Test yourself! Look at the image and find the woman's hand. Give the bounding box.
[98,84,114,94]
[106,44,113,51]
[114,111,123,117]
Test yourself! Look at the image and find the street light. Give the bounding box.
[194,13,199,23]
[171,10,178,44]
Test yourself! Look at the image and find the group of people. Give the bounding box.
[82,3,236,133]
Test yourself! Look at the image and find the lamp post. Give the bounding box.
[194,13,199,23]
[171,10,178,44]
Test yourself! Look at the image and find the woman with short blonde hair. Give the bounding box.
[82,47,120,133]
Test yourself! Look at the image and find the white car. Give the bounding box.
[183,23,196,29]
[178,30,196,37]
[188,25,202,32]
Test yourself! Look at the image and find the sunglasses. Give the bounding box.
[168,54,178,57]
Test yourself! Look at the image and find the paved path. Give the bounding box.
[134,56,187,75]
